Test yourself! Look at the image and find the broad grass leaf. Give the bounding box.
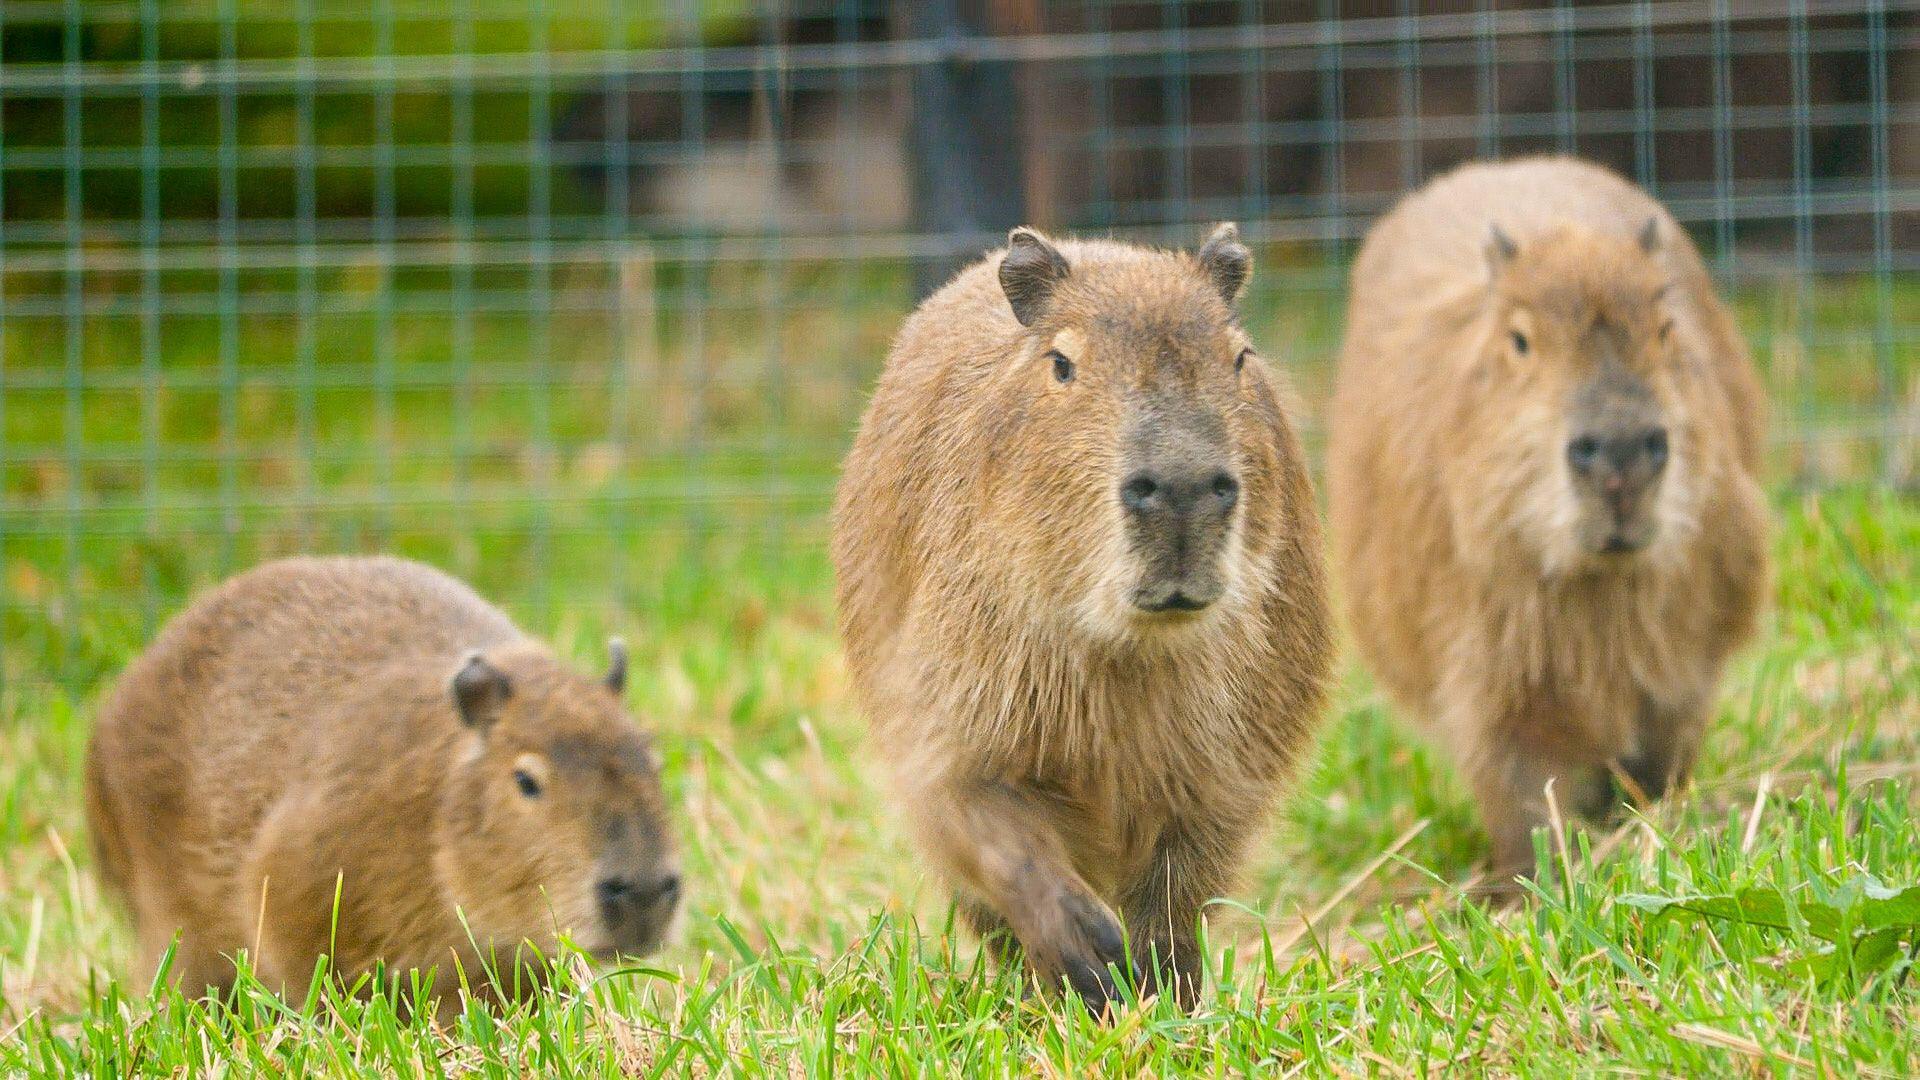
[1860,885,1920,932]
[1616,889,1793,931]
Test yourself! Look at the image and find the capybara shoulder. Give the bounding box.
[833,225,1333,1011]
[85,556,679,1008]
[1327,156,1769,875]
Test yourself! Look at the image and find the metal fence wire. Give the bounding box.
[0,0,1914,687]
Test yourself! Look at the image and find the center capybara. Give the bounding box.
[85,555,680,1011]
[832,224,1334,1012]
[1327,156,1769,878]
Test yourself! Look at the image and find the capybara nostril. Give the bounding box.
[1642,427,1670,473]
[1210,470,1239,509]
[1566,434,1603,476]
[595,876,634,911]
[649,873,682,907]
[1120,472,1160,513]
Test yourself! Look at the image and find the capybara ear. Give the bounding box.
[451,651,512,730]
[605,637,628,696]
[999,227,1070,327]
[1196,222,1251,306]
[1486,223,1519,276]
[1637,215,1661,254]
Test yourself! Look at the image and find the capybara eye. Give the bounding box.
[1657,319,1673,342]
[513,769,543,799]
[1235,348,1251,373]
[1048,349,1074,383]
[1510,330,1530,356]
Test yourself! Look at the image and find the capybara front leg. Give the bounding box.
[1464,736,1609,884]
[1119,821,1230,1011]
[143,926,237,1002]
[1616,693,1706,807]
[909,778,1133,1015]
[957,897,1021,969]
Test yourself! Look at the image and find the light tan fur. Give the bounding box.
[1328,157,1769,875]
[832,228,1333,1011]
[85,556,677,1012]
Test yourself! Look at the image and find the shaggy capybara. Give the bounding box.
[1328,156,1769,878]
[833,224,1333,1012]
[85,556,679,1009]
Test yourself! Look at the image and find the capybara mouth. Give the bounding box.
[586,912,673,961]
[1587,511,1659,557]
[589,935,664,964]
[1599,534,1645,555]
[1137,591,1209,613]
[1130,580,1222,616]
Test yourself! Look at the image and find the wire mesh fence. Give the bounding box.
[0,0,1914,688]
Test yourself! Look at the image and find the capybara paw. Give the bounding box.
[1612,753,1675,807]
[1055,891,1131,1017]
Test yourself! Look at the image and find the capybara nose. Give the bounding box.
[1567,426,1668,495]
[596,872,680,918]
[1120,468,1239,519]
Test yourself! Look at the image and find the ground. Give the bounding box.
[0,487,1912,1075]
[0,264,1914,1073]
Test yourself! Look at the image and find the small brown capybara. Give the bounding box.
[1328,156,1769,878]
[85,555,680,1010]
[833,224,1334,1012]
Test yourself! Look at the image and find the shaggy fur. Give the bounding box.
[1327,156,1769,876]
[832,226,1333,1011]
[86,556,678,1011]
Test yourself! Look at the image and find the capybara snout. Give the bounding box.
[1566,365,1671,554]
[1122,408,1241,613]
[441,642,679,961]
[591,868,681,958]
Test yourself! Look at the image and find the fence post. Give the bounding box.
[906,0,1028,296]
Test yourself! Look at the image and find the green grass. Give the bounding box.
[0,488,1913,1075]
[0,256,1914,1072]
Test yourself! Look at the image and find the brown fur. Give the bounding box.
[1327,157,1769,876]
[832,226,1333,1011]
[85,556,678,1010]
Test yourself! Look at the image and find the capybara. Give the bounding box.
[832,224,1333,1011]
[1327,156,1769,877]
[86,556,679,1009]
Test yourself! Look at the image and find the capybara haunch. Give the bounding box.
[833,225,1333,1011]
[86,556,679,1009]
[1328,156,1768,877]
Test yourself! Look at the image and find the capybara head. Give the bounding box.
[1472,219,1695,572]
[433,640,678,960]
[990,223,1277,635]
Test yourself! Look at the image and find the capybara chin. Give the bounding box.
[832,224,1333,1013]
[1328,156,1769,877]
[85,556,680,1010]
